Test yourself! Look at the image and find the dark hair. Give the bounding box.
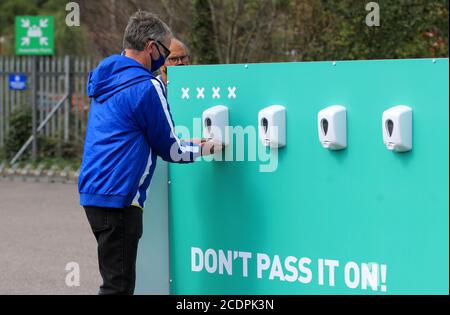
[123,10,172,51]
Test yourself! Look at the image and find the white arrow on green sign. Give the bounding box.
[15,16,54,56]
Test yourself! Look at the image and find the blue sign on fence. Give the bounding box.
[8,74,27,91]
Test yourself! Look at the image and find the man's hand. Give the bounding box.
[200,139,224,156]
[190,138,203,145]
[160,65,168,85]
[188,138,224,156]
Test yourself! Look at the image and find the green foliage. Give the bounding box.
[30,156,81,171]
[0,0,448,60]
[4,105,32,161]
[2,105,83,163]
[325,0,449,60]
[185,0,449,63]
[191,0,219,64]
[37,135,82,160]
[281,0,449,62]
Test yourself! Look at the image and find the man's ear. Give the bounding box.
[145,41,155,54]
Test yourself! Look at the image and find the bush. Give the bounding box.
[4,105,32,161]
[3,105,83,163]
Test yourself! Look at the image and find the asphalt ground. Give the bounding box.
[0,179,101,295]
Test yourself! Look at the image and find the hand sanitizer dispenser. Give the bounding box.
[318,105,347,150]
[382,105,412,152]
[202,105,229,146]
[258,105,286,148]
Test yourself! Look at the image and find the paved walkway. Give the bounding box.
[0,180,100,295]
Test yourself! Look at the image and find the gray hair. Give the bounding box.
[123,10,172,51]
[178,39,191,57]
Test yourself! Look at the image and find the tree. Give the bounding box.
[2,0,448,61]
[191,0,219,64]
[290,0,450,61]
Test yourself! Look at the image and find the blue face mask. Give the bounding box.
[150,44,166,72]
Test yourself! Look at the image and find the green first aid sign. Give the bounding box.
[15,16,54,56]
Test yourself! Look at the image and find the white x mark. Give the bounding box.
[197,87,205,99]
[181,88,190,99]
[212,87,221,99]
[228,87,237,99]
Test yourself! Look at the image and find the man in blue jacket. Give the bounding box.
[78,10,218,295]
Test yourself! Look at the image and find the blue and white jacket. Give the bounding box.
[78,55,200,209]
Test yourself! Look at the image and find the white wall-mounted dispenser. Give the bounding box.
[318,105,347,150]
[382,105,412,152]
[202,105,229,146]
[258,105,286,148]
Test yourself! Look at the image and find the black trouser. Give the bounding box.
[84,205,143,295]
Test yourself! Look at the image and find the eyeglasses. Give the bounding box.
[166,55,190,65]
[156,40,171,58]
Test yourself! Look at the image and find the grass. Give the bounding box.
[1,156,82,171]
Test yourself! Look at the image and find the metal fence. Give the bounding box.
[0,56,98,162]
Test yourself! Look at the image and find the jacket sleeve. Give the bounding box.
[133,79,201,163]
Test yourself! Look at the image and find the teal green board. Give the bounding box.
[136,160,170,295]
[167,59,449,295]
